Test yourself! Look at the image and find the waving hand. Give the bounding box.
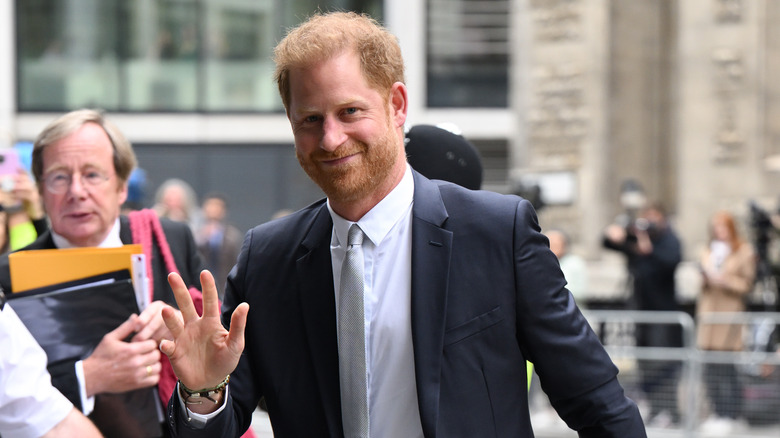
[160,270,249,414]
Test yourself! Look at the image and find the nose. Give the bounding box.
[321,117,347,152]
[67,174,88,198]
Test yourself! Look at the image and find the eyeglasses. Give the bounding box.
[43,170,111,194]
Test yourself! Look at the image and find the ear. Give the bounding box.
[118,180,128,206]
[389,82,408,128]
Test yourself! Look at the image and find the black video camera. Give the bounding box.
[749,201,774,264]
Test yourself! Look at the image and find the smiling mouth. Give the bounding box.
[321,152,359,166]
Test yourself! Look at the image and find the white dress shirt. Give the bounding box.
[328,165,424,438]
[0,305,74,438]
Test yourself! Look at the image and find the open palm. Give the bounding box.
[161,270,249,396]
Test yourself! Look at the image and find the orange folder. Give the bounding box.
[9,244,144,293]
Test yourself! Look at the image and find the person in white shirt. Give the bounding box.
[0,299,101,438]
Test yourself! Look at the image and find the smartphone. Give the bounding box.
[0,149,20,192]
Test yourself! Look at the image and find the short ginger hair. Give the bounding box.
[273,11,405,110]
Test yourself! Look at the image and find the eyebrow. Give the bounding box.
[43,162,107,175]
[292,97,366,116]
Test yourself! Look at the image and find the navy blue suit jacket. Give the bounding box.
[169,171,646,437]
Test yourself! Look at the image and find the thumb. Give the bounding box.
[159,339,175,357]
[105,314,140,341]
[226,303,250,354]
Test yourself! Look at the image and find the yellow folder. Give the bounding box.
[9,244,144,293]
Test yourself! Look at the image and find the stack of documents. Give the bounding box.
[8,244,149,309]
[6,245,162,438]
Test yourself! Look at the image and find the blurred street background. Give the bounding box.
[4,1,780,436]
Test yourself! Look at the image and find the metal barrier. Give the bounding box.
[585,310,780,437]
[530,310,780,437]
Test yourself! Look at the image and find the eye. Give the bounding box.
[343,107,358,115]
[304,115,321,123]
[47,172,70,185]
[84,170,106,184]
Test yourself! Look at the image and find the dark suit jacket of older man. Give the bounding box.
[168,171,646,438]
[0,215,203,411]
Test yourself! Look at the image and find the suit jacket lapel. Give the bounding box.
[119,216,132,244]
[297,205,343,437]
[410,171,452,438]
[24,230,57,251]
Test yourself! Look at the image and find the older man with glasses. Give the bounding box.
[0,109,204,438]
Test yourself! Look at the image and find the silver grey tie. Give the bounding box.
[338,224,369,438]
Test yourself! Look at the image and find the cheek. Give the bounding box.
[294,139,314,158]
[42,194,61,215]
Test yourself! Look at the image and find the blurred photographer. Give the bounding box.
[748,201,780,311]
[603,202,682,313]
[602,201,683,426]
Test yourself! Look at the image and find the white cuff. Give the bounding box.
[75,360,95,415]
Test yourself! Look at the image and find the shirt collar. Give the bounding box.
[51,217,123,249]
[329,164,414,248]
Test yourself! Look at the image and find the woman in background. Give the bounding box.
[697,210,756,434]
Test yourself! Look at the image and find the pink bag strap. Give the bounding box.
[128,209,180,302]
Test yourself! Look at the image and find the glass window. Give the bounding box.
[16,0,383,112]
[17,0,122,110]
[426,0,510,108]
[202,1,276,111]
[120,0,200,111]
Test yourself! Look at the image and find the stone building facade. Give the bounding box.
[513,0,780,271]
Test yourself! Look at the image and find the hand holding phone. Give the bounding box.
[0,149,20,192]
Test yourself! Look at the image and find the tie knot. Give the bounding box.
[347,224,364,247]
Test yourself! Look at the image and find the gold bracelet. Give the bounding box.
[179,375,230,405]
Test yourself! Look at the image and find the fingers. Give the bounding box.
[136,347,162,377]
[161,305,184,340]
[159,339,175,357]
[168,272,198,321]
[226,302,250,354]
[131,304,157,341]
[105,314,140,341]
[131,320,161,343]
[125,338,160,357]
[200,270,221,318]
[132,301,169,342]
[121,349,162,390]
[135,301,162,325]
[142,362,162,385]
